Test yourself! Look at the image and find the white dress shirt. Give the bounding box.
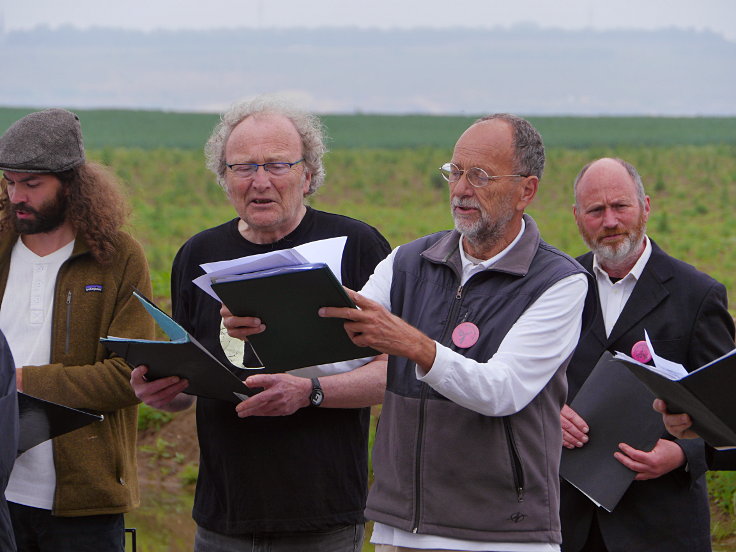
[591,236,652,337]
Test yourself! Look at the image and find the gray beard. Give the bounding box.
[452,202,513,253]
[587,228,645,268]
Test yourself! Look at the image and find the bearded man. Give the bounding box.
[318,114,594,552]
[0,108,153,551]
[559,157,735,552]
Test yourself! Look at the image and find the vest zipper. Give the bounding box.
[65,290,72,354]
[411,381,429,533]
[412,283,465,532]
[503,417,525,502]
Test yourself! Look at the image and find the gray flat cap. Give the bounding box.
[0,108,85,173]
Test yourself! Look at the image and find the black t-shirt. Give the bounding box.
[171,207,391,534]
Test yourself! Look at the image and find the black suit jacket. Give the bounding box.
[561,240,735,552]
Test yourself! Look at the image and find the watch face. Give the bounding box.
[311,388,324,406]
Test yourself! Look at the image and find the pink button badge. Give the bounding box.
[452,322,480,349]
[631,340,652,363]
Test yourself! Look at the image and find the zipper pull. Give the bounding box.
[66,290,72,304]
[455,284,463,300]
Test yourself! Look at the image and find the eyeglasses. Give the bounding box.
[439,162,527,188]
[226,159,304,178]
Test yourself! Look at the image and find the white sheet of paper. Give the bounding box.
[193,236,348,301]
[613,330,688,381]
[645,330,688,379]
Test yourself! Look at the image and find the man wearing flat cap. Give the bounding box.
[0,109,153,551]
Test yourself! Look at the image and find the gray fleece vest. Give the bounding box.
[366,215,592,544]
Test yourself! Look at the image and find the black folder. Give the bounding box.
[618,347,736,449]
[560,351,664,511]
[18,392,103,455]
[211,262,377,372]
[101,291,251,403]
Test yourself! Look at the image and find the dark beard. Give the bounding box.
[11,191,67,235]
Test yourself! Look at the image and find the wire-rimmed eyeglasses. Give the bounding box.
[226,159,304,178]
[439,162,527,188]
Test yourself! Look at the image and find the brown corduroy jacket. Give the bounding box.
[0,230,154,516]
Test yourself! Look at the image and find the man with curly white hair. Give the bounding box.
[132,95,391,551]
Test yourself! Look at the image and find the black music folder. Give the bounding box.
[18,392,103,455]
[101,291,251,403]
[560,351,664,511]
[211,262,377,372]
[617,347,736,449]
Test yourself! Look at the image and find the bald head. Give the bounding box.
[574,157,646,209]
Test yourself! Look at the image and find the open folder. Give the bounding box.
[101,291,251,403]
[210,262,377,372]
[616,346,736,449]
[18,392,103,456]
[560,351,664,512]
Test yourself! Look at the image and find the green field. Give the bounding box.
[2,107,736,149]
[3,109,735,550]
[88,143,736,318]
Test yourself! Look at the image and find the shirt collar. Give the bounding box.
[592,235,652,284]
[459,217,526,271]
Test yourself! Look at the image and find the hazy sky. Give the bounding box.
[3,0,735,41]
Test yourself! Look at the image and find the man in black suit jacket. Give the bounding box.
[560,157,735,552]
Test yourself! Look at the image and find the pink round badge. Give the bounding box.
[452,322,480,348]
[631,340,652,363]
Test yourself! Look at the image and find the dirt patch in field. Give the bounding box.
[129,408,199,551]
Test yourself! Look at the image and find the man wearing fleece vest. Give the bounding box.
[320,114,594,552]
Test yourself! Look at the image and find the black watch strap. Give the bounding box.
[309,377,324,407]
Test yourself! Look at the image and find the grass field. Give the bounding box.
[86,142,736,315]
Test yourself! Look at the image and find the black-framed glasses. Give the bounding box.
[439,162,527,188]
[226,159,304,178]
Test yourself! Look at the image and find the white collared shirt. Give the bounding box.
[591,236,652,337]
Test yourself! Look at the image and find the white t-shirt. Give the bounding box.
[1,237,74,510]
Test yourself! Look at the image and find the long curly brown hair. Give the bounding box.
[0,162,130,264]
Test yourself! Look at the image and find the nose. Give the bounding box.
[7,185,26,204]
[601,207,619,228]
[451,173,475,197]
[251,165,272,188]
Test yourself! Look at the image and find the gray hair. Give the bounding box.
[474,114,545,179]
[204,95,327,195]
[573,158,646,208]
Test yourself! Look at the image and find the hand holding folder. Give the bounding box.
[560,351,664,512]
[616,334,736,449]
[101,291,252,403]
[211,263,377,372]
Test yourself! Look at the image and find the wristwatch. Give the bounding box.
[309,377,324,407]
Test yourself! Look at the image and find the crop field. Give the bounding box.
[3,107,736,150]
[2,108,735,550]
[87,142,736,318]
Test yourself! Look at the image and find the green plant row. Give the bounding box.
[2,108,736,150]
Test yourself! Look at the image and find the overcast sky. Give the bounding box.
[3,0,735,41]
